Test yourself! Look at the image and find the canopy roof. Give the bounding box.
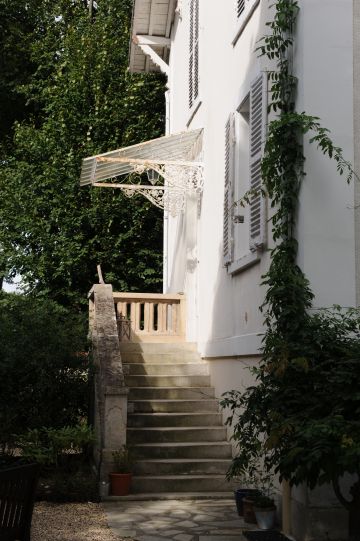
[80,129,203,186]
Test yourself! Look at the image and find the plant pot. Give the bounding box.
[254,506,277,530]
[234,489,259,516]
[242,497,257,524]
[109,472,132,496]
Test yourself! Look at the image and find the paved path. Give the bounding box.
[103,498,252,541]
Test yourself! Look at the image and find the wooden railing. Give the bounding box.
[113,292,186,342]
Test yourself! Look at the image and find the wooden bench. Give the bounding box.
[0,463,39,541]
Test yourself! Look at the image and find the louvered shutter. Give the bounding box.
[189,0,199,109]
[249,72,267,251]
[223,113,236,265]
[237,0,245,18]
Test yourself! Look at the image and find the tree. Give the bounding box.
[0,0,166,307]
[0,0,41,146]
[222,307,360,541]
[0,0,44,284]
[0,292,90,452]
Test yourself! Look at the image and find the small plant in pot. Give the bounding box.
[109,446,134,496]
[253,492,277,530]
[242,491,260,524]
[234,487,259,518]
[231,477,259,522]
[228,457,274,525]
[232,469,261,523]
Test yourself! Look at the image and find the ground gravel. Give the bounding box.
[32,502,135,541]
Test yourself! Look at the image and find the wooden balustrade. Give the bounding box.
[113,292,186,342]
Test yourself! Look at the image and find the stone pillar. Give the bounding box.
[89,284,129,489]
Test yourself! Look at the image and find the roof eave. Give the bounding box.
[129,0,176,74]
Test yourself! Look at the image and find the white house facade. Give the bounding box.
[82,1,360,539]
[127,1,359,539]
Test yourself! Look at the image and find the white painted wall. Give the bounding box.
[354,0,360,304]
[166,0,356,356]
[163,2,356,538]
[295,0,355,309]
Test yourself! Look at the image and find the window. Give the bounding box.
[236,0,259,22]
[233,0,260,46]
[223,72,268,271]
[189,0,199,109]
[223,113,236,265]
[237,0,246,18]
[249,73,267,251]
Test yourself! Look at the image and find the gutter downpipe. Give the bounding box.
[163,86,171,293]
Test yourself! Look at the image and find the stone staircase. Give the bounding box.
[121,342,234,497]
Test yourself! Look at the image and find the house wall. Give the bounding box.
[164,1,356,539]
[166,1,356,356]
[354,0,360,304]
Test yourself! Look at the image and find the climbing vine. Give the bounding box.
[258,0,354,364]
[223,1,360,538]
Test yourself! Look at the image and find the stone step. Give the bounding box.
[130,399,220,413]
[131,475,233,493]
[134,458,231,475]
[125,374,211,388]
[128,412,223,428]
[128,426,228,444]
[119,343,197,353]
[104,492,234,501]
[125,362,209,376]
[129,387,215,400]
[121,352,201,364]
[133,442,232,460]
[122,341,231,498]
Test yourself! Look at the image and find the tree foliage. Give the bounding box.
[0,0,166,306]
[0,0,40,146]
[0,292,90,451]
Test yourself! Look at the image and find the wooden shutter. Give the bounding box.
[237,0,245,18]
[223,113,236,265]
[249,72,267,251]
[189,0,199,109]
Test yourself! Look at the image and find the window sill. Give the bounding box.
[227,250,260,275]
[186,99,202,127]
[232,0,260,47]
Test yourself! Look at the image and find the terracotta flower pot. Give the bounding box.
[109,472,132,496]
[242,497,257,524]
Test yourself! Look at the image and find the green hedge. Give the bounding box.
[0,293,91,452]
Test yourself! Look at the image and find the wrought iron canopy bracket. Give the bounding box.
[93,158,204,217]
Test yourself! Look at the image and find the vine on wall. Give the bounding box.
[259,0,353,365]
[223,1,360,538]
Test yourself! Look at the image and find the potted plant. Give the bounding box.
[109,446,134,496]
[229,459,261,521]
[234,487,259,517]
[242,492,259,524]
[231,460,274,525]
[253,492,277,529]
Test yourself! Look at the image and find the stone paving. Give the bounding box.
[103,498,253,541]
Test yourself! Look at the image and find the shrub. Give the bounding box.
[16,424,94,469]
[0,292,91,452]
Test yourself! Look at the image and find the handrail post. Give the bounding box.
[89,284,129,495]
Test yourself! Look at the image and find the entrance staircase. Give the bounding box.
[121,341,234,497]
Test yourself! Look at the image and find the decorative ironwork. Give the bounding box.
[131,162,204,216]
[94,160,204,217]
